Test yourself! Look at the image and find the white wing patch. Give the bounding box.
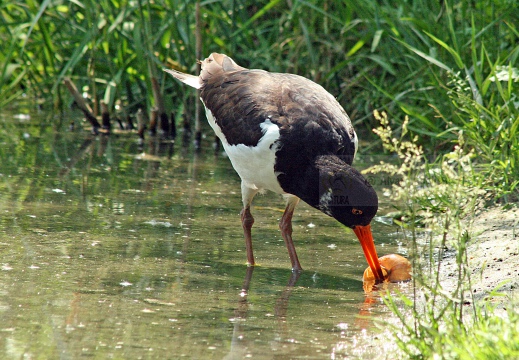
[204,105,284,194]
[353,131,358,160]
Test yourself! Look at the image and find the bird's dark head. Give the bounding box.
[313,155,383,280]
[315,156,378,228]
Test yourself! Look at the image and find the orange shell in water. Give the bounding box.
[362,265,389,282]
[363,254,412,283]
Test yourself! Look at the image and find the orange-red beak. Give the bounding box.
[353,224,385,281]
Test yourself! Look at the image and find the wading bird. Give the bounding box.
[165,53,384,280]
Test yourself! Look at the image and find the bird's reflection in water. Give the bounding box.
[356,257,412,331]
[224,265,411,359]
[274,270,300,324]
[354,282,390,331]
[224,267,254,360]
[224,267,301,360]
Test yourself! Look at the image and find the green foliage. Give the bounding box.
[386,289,519,360]
[400,6,519,196]
[1,1,517,135]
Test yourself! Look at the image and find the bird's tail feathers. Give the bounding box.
[163,68,201,89]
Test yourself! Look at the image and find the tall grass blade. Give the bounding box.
[394,37,452,73]
[20,0,51,54]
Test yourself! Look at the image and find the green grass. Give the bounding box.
[2,1,517,148]
[386,290,519,359]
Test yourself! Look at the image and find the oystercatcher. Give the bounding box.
[165,53,384,280]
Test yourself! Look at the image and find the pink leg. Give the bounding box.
[240,207,255,266]
[279,195,302,271]
[240,184,259,266]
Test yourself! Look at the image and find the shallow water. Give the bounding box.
[0,109,408,359]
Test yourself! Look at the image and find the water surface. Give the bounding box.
[0,109,408,359]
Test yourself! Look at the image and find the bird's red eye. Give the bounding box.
[352,208,363,215]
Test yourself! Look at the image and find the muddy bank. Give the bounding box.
[440,204,519,304]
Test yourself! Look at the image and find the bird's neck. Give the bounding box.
[281,155,346,212]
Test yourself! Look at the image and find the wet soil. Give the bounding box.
[441,204,519,304]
